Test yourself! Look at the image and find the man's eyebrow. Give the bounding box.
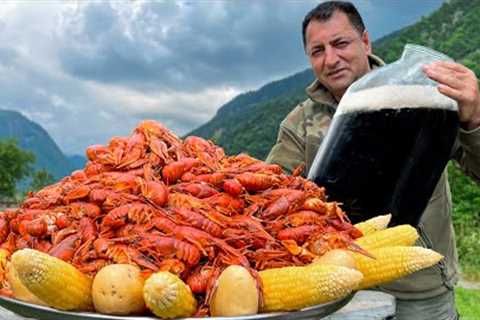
[307,34,353,53]
[330,36,349,43]
[310,43,324,49]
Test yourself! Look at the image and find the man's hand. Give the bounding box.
[423,61,480,130]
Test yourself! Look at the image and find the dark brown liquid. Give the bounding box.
[309,107,459,226]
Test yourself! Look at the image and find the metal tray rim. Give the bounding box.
[0,293,355,320]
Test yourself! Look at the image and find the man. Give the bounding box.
[266,1,480,319]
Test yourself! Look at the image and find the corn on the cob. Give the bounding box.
[354,214,392,236]
[354,225,418,251]
[11,249,93,310]
[354,246,443,290]
[6,262,47,306]
[143,271,197,319]
[260,264,363,312]
[313,249,357,270]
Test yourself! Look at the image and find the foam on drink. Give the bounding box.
[337,85,457,115]
[309,84,458,226]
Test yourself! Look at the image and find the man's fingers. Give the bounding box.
[430,61,470,74]
[437,84,465,103]
[424,67,463,89]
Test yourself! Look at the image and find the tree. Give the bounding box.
[28,169,55,193]
[0,139,35,198]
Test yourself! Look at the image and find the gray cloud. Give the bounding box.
[57,1,318,91]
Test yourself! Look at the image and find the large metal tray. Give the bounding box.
[0,293,354,320]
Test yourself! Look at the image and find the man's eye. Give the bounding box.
[311,48,324,56]
[336,41,349,48]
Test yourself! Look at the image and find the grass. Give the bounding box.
[456,287,480,320]
[448,162,480,286]
[456,225,480,282]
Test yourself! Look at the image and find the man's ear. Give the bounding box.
[362,30,372,55]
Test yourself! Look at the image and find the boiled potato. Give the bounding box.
[313,249,357,270]
[210,265,259,317]
[92,264,146,315]
[6,262,47,305]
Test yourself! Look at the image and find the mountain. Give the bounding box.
[373,0,480,69]
[187,0,480,160]
[67,154,87,171]
[0,110,74,179]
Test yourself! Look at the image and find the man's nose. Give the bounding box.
[324,46,339,68]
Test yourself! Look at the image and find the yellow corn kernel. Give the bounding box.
[143,271,197,319]
[354,246,443,290]
[354,214,392,236]
[260,264,362,312]
[11,249,93,311]
[354,225,418,251]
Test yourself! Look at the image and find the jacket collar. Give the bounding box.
[306,54,385,107]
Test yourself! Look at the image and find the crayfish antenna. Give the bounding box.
[348,242,375,259]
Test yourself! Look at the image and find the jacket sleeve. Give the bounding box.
[265,120,306,175]
[452,126,480,182]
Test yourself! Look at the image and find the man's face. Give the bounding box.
[305,11,371,101]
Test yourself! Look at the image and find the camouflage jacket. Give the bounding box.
[266,54,480,300]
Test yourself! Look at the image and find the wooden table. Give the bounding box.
[0,290,395,320]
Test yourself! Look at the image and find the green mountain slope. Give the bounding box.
[188,0,480,160]
[0,110,74,179]
[188,70,314,159]
[373,0,480,69]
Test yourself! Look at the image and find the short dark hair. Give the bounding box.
[302,1,366,49]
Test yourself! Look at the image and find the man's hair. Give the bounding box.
[302,1,366,49]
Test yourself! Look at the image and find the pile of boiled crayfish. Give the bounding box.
[0,120,363,311]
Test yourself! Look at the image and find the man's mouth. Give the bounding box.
[327,68,347,78]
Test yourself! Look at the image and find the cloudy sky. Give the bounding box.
[0,0,444,155]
